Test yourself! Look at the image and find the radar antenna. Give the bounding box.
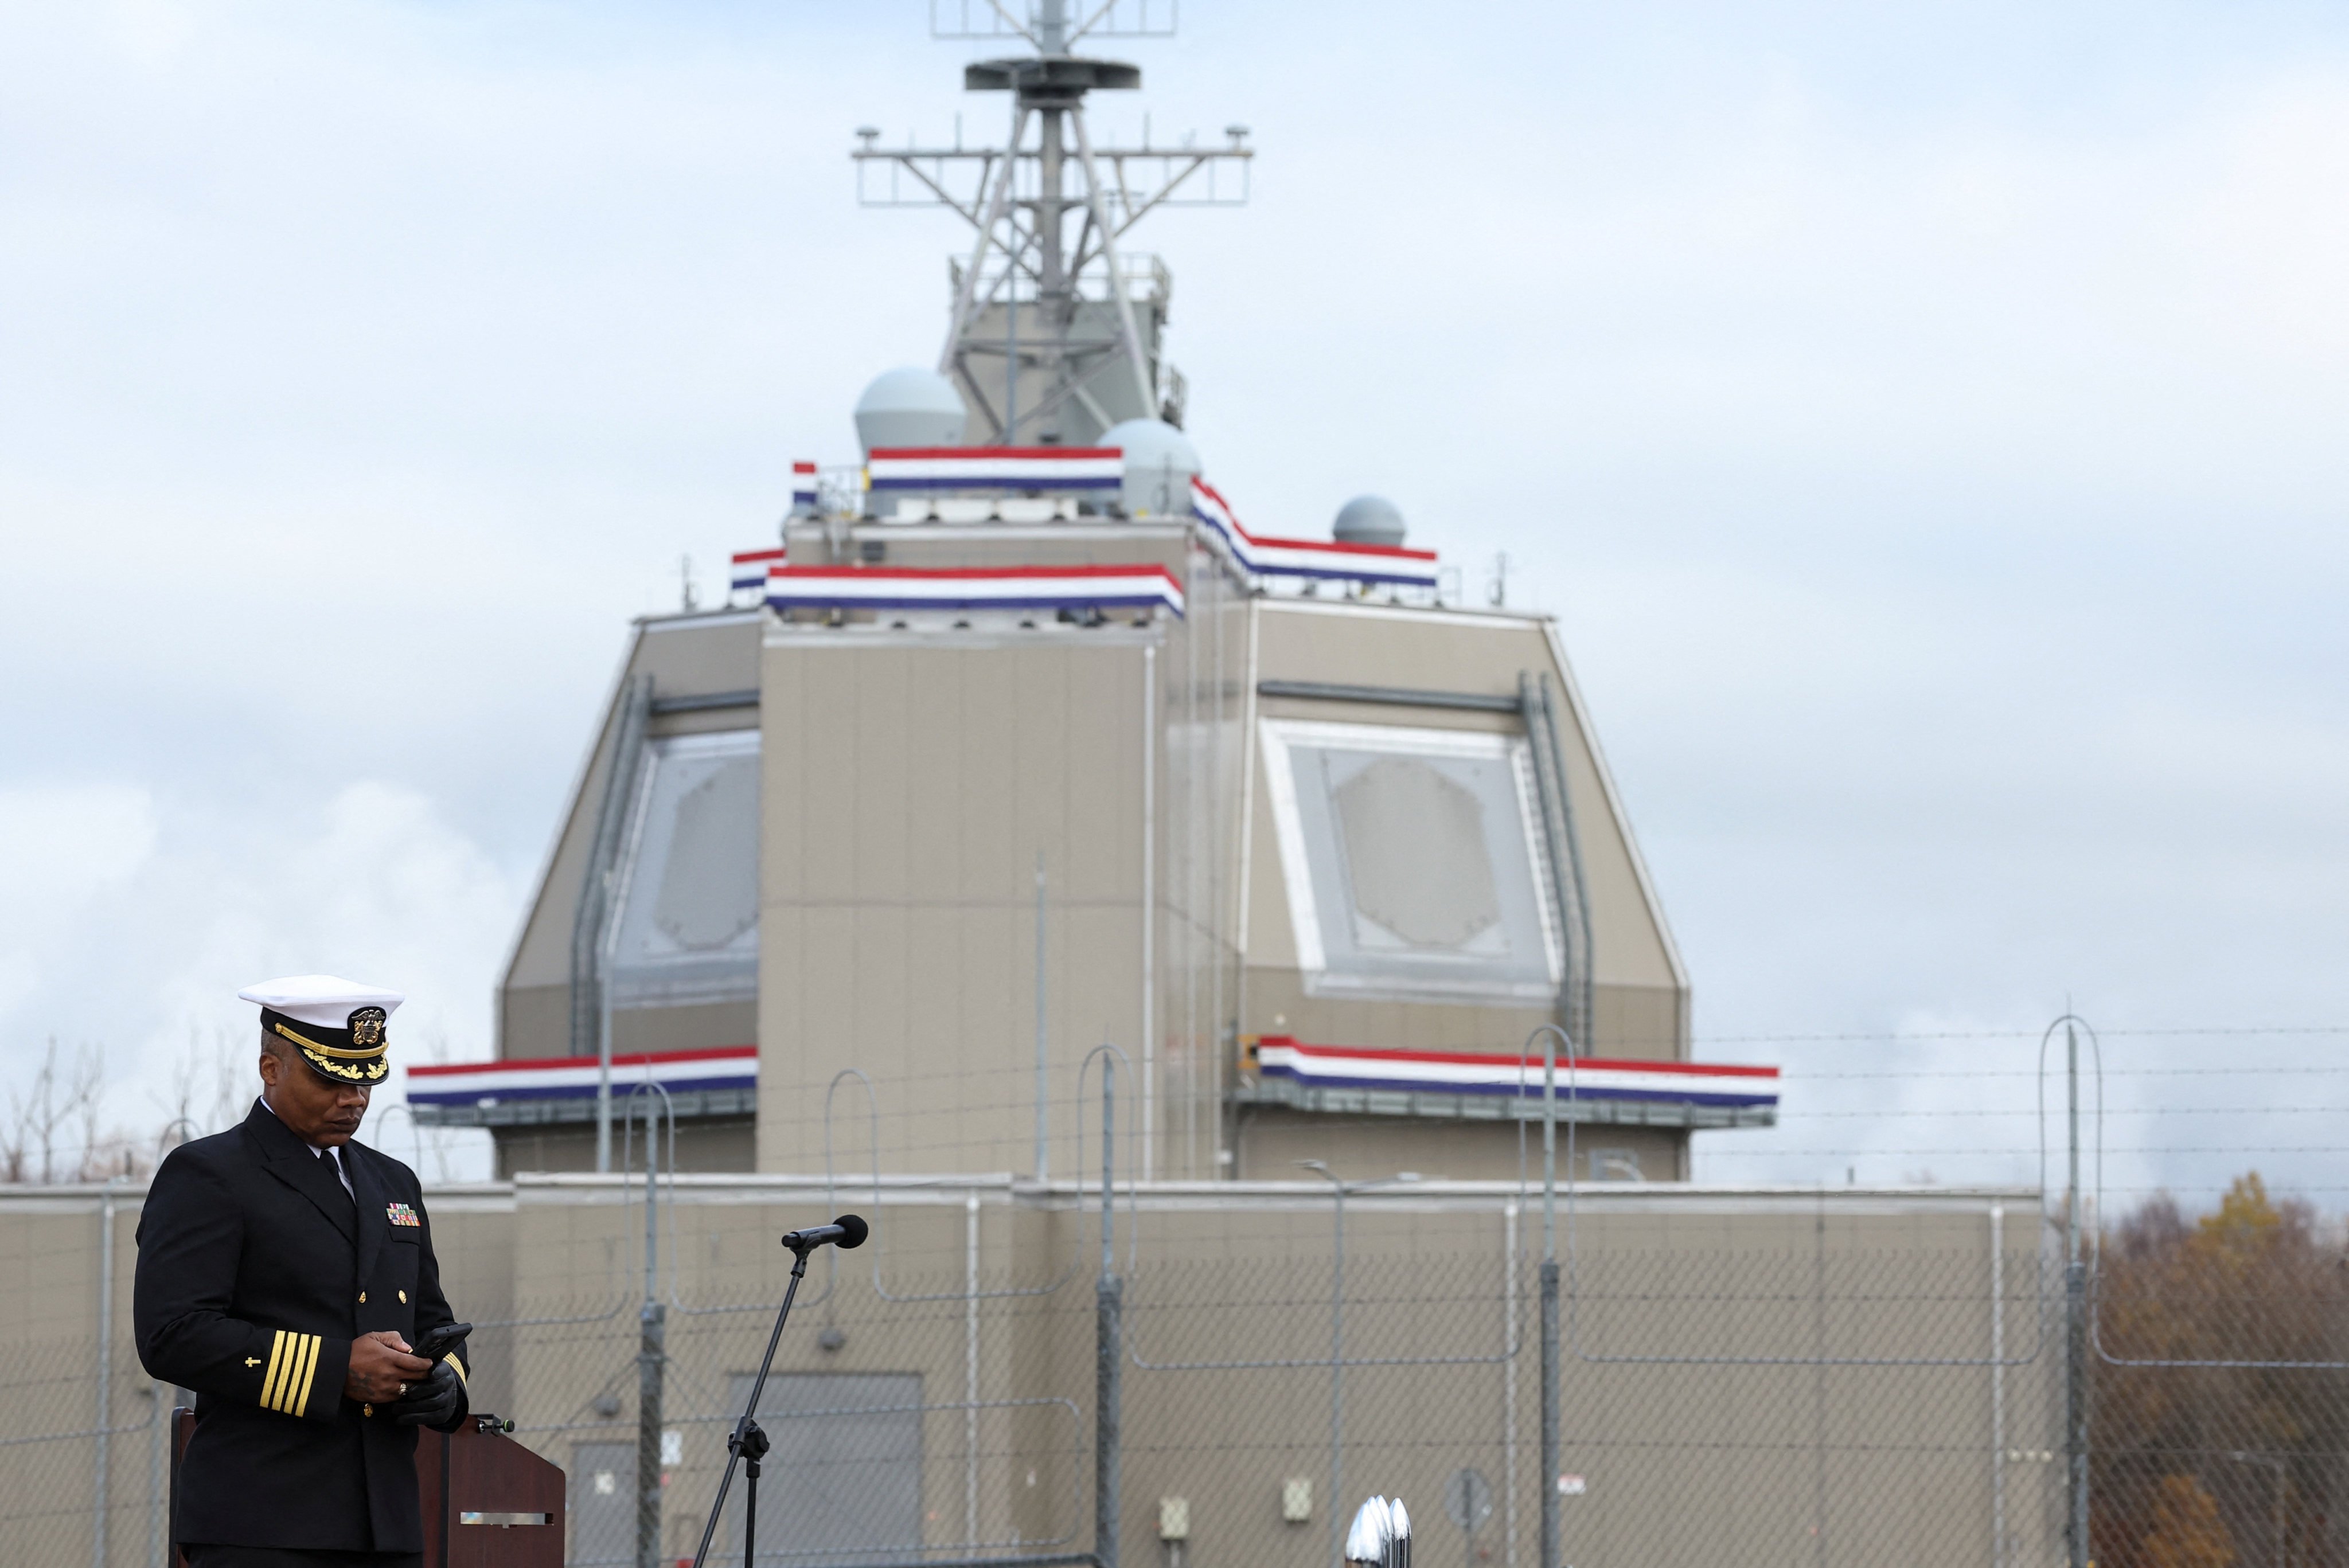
[855,0,1251,444]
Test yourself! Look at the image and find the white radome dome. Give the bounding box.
[1101,417,1201,518]
[854,367,967,455]
[1332,494,1407,547]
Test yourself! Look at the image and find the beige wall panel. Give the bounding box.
[608,999,755,1054]
[1591,980,1683,1057]
[0,1182,2051,1568]
[754,903,806,1160]
[1232,1110,1683,1186]
[638,612,762,694]
[852,650,915,903]
[501,982,567,1063]
[1550,696,1680,991]
[1064,646,1146,904]
[1256,601,1548,698]
[903,652,970,893]
[773,651,855,901]
[903,903,976,1166]
[957,906,1021,1168]
[1009,645,1075,875]
[949,654,1020,898]
[493,1119,756,1178]
[852,904,916,1155]
[1243,967,1548,1051]
[759,906,851,1170]
[422,1198,517,1414]
[762,633,1154,1177]
[1243,970,1677,1063]
[1240,777,1298,971]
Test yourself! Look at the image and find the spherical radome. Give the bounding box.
[1333,494,1406,547]
[854,367,967,454]
[1101,417,1201,518]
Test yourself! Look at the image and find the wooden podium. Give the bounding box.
[171,1409,567,1567]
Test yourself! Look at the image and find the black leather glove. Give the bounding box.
[388,1358,463,1428]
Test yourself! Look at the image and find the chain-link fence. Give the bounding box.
[2087,1178,2349,1568]
[3,1177,2342,1568]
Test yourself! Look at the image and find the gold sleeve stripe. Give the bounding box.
[259,1332,324,1415]
[291,1334,322,1418]
[442,1352,467,1389]
[260,1331,290,1411]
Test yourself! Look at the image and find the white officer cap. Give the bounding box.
[237,975,405,1084]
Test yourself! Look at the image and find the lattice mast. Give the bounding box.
[854,0,1251,445]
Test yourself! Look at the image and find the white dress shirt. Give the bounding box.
[256,1096,354,1199]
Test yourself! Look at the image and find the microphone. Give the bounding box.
[780,1214,869,1253]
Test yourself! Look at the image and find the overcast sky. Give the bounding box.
[4,0,2345,1198]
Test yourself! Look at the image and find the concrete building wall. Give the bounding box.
[757,624,1160,1178]
[499,526,1696,1188]
[0,1176,2060,1568]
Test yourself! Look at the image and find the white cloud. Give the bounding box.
[0,783,157,1016]
[0,779,513,1175]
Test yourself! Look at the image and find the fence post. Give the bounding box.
[2063,1020,2089,1568]
[96,1176,119,1568]
[1539,1261,1559,1568]
[1537,1028,1562,1568]
[638,1300,665,1568]
[1095,1057,1121,1568]
[149,1379,167,1568]
[631,1084,672,1568]
[1991,1202,2007,1568]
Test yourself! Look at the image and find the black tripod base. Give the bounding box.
[690,1246,811,1568]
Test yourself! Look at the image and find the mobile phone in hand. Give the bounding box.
[414,1321,473,1363]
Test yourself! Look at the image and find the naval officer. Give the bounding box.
[135,976,473,1567]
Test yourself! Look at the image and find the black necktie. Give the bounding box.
[319,1145,354,1209]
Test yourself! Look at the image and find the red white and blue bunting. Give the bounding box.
[1191,479,1440,589]
[731,546,787,593]
[407,1045,757,1111]
[1247,1037,1778,1127]
[868,447,1124,493]
[766,564,1184,619]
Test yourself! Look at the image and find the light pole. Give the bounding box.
[1298,1162,1421,1568]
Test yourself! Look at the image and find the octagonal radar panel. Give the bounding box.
[854,367,967,455]
[1102,417,1200,518]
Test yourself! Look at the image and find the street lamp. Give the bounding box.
[1298,1162,1421,1568]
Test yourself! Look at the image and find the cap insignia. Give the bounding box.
[349,1007,387,1048]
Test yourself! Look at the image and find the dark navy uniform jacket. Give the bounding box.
[133,1100,471,1553]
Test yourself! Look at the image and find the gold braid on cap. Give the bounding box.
[266,1007,390,1083]
[272,1020,383,1060]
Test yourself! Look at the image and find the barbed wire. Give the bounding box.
[1694,1025,2349,1042]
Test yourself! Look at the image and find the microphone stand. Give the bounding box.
[690,1243,813,1568]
